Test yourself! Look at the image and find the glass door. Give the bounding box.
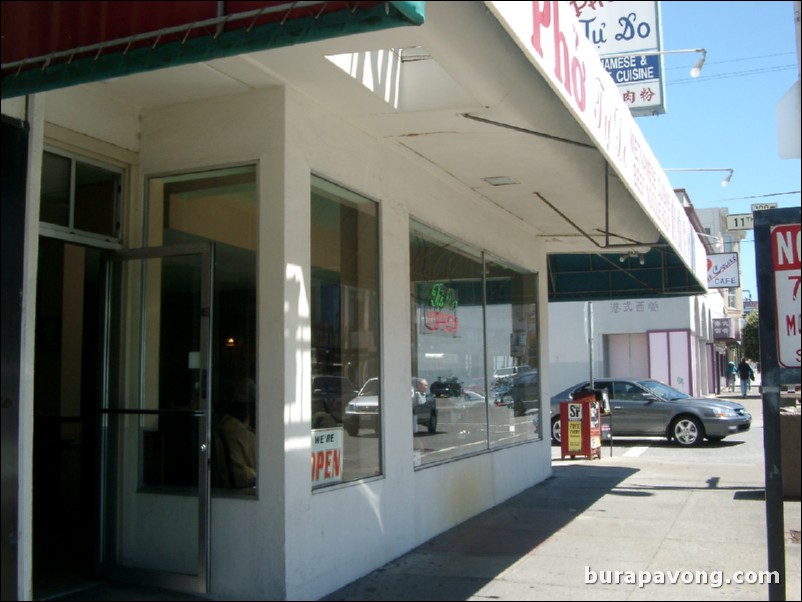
[99,243,213,594]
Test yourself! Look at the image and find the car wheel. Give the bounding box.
[551,417,561,444]
[671,415,703,446]
[427,411,437,434]
[345,420,359,437]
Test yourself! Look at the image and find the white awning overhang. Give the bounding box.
[2,1,707,301]
[483,1,707,300]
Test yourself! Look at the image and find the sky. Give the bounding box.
[630,1,800,301]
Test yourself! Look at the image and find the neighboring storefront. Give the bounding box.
[548,294,729,401]
[1,2,707,600]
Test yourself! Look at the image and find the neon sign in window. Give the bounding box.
[422,282,459,335]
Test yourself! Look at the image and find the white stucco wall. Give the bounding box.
[548,297,703,397]
[132,86,553,601]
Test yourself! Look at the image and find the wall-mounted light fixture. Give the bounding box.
[665,167,734,187]
[603,48,707,78]
[695,232,724,251]
[696,232,723,244]
[619,250,647,265]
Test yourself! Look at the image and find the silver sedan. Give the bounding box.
[549,378,752,446]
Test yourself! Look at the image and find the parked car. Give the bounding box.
[312,375,358,423]
[438,389,489,422]
[549,378,752,446]
[511,370,539,417]
[344,378,438,436]
[429,376,463,399]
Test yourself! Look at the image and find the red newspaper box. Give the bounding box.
[560,392,602,460]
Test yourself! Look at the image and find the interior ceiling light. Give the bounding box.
[482,176,519,186]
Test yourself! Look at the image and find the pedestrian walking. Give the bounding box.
[737,358,755,397]
[725,361,737,392]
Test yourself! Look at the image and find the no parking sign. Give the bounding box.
[770,223,801,367]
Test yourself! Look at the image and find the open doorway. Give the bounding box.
[33,236,104,598]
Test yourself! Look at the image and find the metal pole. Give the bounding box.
[588,301,594,388]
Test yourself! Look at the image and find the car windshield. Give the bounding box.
[358,379,380,396]
[638,379,690,401]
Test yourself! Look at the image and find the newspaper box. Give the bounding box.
[560,391,602,460]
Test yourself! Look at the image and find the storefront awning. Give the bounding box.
[3,1,704,303]
[485,1,708,301]
[1,1,425,99]
[548,245,704,301]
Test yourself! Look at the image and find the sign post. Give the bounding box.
[754,206,801,601]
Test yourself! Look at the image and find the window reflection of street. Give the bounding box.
[410,221,541,468]
[340,430,381,482]
[413,400,540,464]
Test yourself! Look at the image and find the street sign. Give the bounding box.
[752,202,778,212]
[770,223,801,367]
[727,213,753,230]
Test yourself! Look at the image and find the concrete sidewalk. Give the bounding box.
[49,397,800,602]
[321,400,801,601]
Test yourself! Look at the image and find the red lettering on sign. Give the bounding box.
[772,224,801,270]
[311,449,342,481]
[332,449,341,477]
[531,1,587,111]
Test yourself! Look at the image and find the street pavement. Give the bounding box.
[321,394,801,601]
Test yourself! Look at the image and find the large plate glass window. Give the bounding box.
[409,222,487,464]
[410,221,540,467]
[311,176,381,488]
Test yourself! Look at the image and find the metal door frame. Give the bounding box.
[99,242,213,594]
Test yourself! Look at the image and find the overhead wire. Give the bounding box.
[662,50,796,85]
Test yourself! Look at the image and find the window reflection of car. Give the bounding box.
[312,375,358,424]
[511,370,539,417]
[344,378,438,436]
[458,390,487,417]
[344,377,380,436]
[492,381,514,408]
[493,366,518,381]
[548,377,752,446]
[429,377,463,399]
[463,377,487,396]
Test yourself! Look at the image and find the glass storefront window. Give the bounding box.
[311,176,381,488]
[148,165,258,494]
[410,221,540,467]
[484,255,540,448]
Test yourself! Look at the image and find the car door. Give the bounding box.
[610,380,670,435]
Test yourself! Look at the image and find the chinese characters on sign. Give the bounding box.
[609,300,660,314]
[572,1,666,116]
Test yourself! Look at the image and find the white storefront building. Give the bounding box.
[1,2,707,600]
